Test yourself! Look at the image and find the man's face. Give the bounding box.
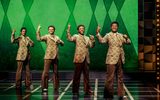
[111,23,118,33]
[21,29,26,36]
[78,26,85,35]
[48,27,55,34]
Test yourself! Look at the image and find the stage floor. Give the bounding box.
[0,71,159,100]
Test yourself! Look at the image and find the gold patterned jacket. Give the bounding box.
[37,34,64,59]
[67,33,95,64]
[11,35,34,61]
[96,32,131,64]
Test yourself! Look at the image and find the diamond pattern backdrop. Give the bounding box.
[0,0,138,70]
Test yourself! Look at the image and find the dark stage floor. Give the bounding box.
[0,71,159,100]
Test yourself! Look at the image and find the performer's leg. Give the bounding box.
[116,59,125,97]
[24,58,31,89]
[83,59,92,94]
[72,63,83,94]
[16,61,23,89]
[41,59,52,91]
[15,88,22,100]
[104,64,115,98]
[52,58,59,91]
[53,88,59,100]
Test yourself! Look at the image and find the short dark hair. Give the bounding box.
[20,27,27,32]
[110,21,119,27]
[77,24,85,30]
[48,25,55,30]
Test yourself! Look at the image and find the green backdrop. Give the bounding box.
[0,0,138,71]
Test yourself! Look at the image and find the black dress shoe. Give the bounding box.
[73,92,79,96]
[103,88,113,99]
[119,96,128,100]
[103,95,113,99]
[42,88,48,92]
[72,93,79,99]
[85,90,94,95]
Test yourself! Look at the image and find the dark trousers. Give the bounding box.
[41,59,59,90]
[16,89,30,100]
[16,58,31,88]
[104,58,124,98]
[72,59,91,94]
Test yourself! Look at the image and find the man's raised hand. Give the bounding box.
[12,29,16,35]
[67,24,71,33]
[96,25,101,34]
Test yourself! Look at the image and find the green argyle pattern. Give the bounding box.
[0,0,138,70]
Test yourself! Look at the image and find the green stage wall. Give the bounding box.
[0,0,138,71]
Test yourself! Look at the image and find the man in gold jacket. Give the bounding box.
[67,24,95,96]
[11,27,34,91]
[36,25,64,92]
[96,21,131,100]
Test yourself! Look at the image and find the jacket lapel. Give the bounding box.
[48,35,56,43]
